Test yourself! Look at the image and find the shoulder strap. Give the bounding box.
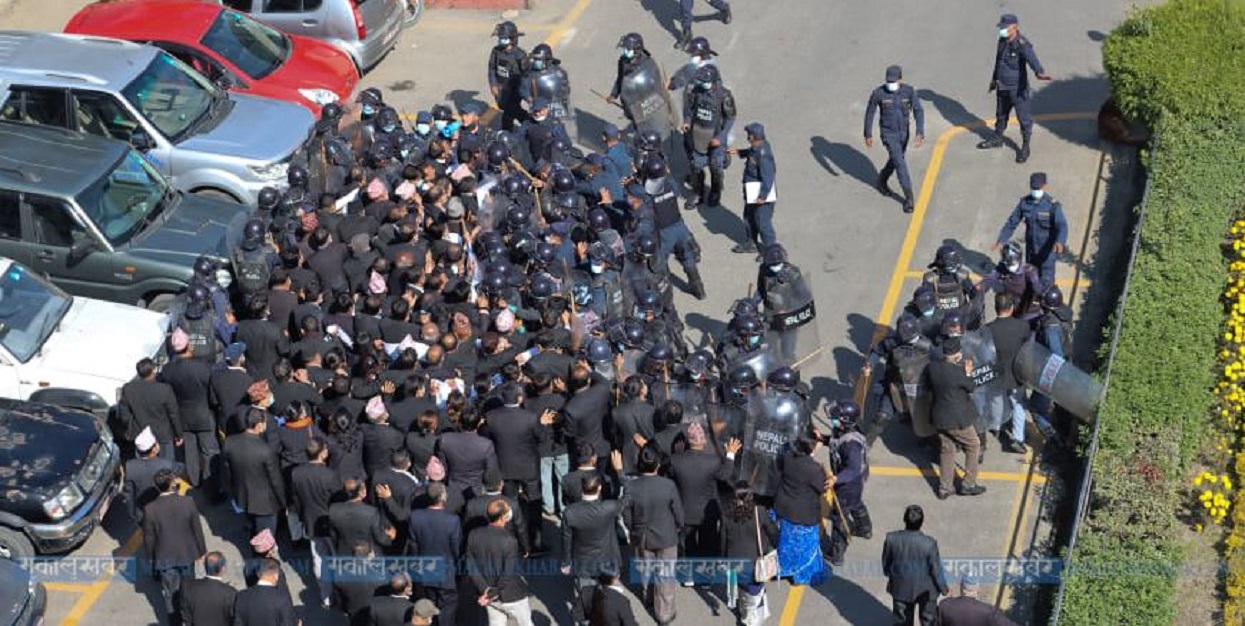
[753,506,764,556]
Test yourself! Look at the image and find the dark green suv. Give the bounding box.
[0,122,247,310]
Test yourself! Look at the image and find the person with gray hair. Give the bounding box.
[936,576,1021,625]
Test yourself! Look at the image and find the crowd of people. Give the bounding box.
[106,9,1072,626]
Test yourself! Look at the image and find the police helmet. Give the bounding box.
[618,32,645,51]
[503,173,531,196]
[287,165,309,189]
[359,87,384,107]
[830,400,861,434]
[912,286,937,316]
[622,319,645,347]
[509,230,537,260]
[635,233,657,257]
[728,297,760,319]
[685,349,713,378]
[551,167,576,194]
[506,205,531,229]
[369,139,395,166]
[376,107,401,132]
[896,313,921,344]
[556,192,580,211]
[487,141,511,167]
[941,310,964,336]
[684,36,717,58]
[533,242,557,267]
[762,243,788,266]
[767,366,799,392]
[325,139,351,166]
[638,129,663,153]
[530,43,554,62]
[243,218,265,243]
[730,314,763,337]
[257,187,280,211]
[586,337,614,364]
[1042,284,1065,309]
[493,21,520,40]
[481,272,508,296]
[431,104,454,122]
[693,64,720,86]
[1000,241,1023,269]
[193,255,218,280]
[635,289,662,315]
[188,283,211,304]
[528,273,556,300]
[476,230,504,253]
[645,344,673,371]
[641,154,668,180]
[729,365,759,388]
[589,241,615,267]
[931,244,962,271]
[316,102,342,132]
[587,207,611,232]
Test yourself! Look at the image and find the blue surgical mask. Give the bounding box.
[621,49,635,59]
[1006,262,1021,273]
[698,81,712,91]
[381,123,396,134]
[434,120,448,131]
[416,123,431,135]
[532,60,545,70]
[885,82,900,92]
[1030,189,1045,200]
[748,335,760,347]
[498,37,511,46]
[768,264,783,273]
[441,120,461,138]
[590,263,605,274]
[362,104,376,117]
[999,27,1010,38]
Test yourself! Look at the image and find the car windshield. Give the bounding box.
[200,9,290,80]
[121,52,219,142]
[0,262,72,364]
[77,150,172,246]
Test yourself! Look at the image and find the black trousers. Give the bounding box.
[420,583,459,626]
[157,564,194,625]
[503,478,544,551]
[891,592,936,626]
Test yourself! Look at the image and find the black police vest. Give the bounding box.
[182,316,217,362]
[652,187,681,229]
[692,89,723,130]
[491,47,526,90]
[923,270,967,311]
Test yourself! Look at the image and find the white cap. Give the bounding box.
[134,426,157,452]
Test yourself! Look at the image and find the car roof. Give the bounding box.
[0,31,160,89]
[66,0,223,45]
[0,122,125,197]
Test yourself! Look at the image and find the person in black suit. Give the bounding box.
[221,408,287,537]
[372,449,420,550]
[563,365,612,462]
[366,572,415,626]
[232,558,298,626]
[524,372,569,516]
[162,331,218,488]
[984,293,1034,454]
[937,576,1021,626]
[466,500,536,626]
[621,445,683,626]
[329,479,395,555]
[611,377,656,477]
[118,358,183,460]
[361,395,406,477]
[669,422,732,580]
[561,474,623,624]
[333,542,383,623]
[181,552,236,626]
[142,469,206,626]
[436,411,499,502]
[233,295,292,385]
[464,469,529,555]
[290,437,343,606]
[403,411,440,482]
[882,505,948,626]
[123,427,185,525]
[487,383,555,553]
[588,564,639,626]
[271,360,321,415]
[209,343,253,437]
[923,337,987,499]
[407,483,461,626]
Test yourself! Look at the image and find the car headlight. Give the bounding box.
[215,268,233,290]
[299,88,339,106]
[248,161,289,182]
[42,484,85,521]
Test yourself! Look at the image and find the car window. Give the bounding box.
[263,0,302,12]
[200,10,290,79]
[0,191,19,239]
[0,262,71,363]
[72,91,141,142]
[0,87,68,128]
[304,0,323,10]
[121,52,218,142]
[26,194,85,248]
[222,0,253,11]
[77,150,169,246]
[159,46,227,85]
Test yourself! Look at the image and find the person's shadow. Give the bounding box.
[813,571,895,625]
[638,0,683,42]
[809,136,878,189]
[918,88,996,143]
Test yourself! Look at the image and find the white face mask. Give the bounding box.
[498,37,511,46]
[999,27,1011,38]
[621,49,635,59]
[885,82,900,92]
[1030,189,1045,200]
[644,178,664,194]
[434,120,448,131]
[1006,262,1021,273]
[768,264,783,273]
[691,56,706,67]
[590,262,605,274]
[532,112,547,122]
[416,123,431,135]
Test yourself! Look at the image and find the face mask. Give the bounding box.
[748,335,761,347]
[1006,262,1021,273]
[690,56,705,67]
[441,120,461,138]
[532,112,547,122]
[532,60,545,70]
[621,49,635,59]
[698,81,712,91]
[381,123,396,134]
[590,262,605,274]
[906,334,920,345]
[768,264,783,273]
[416,123,431,135]
[999,27,1010,38]
[885,82,900,92]
[434,120,448,131]
[921,308,934,318]
[418,181,431,192]
[498,37,511,46]
[361,104,376,117]
[1030,189,1045,200]
[644,178,664,194]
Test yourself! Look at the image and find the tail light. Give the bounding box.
[351,0,367,39]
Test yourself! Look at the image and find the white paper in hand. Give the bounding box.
[744,182,777,204]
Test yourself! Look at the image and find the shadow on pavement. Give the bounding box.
[444,89,490,116]
[639,0,683,42]
[573,106,616,152]
[1030,74,1109,148]
[685,312,728,350]
[808,136,878,189]
[939,237,994,276]
[814,574,895,625]
[694,202,751,246]
[918,88,995,143]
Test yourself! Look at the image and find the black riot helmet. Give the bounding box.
[931,244,962,272]
[555,192,579,211]
[588,241,615,268]
[635,233,657,257]
[503,172,531,196]
[358,87,384,108]
[912,286,937,317]
[684,36,717,58]
[287,164,309,189]
[193,255,218,281]
[730,314,763,338]
[618,32,645,51]
[487,141,511,167]
[762,243,788,266]
[533,242,556,268]
[635,289,662,316]
[1000,241,1023,271]
[369,139,395,166]
[242,218,265,247]
[640,154,668,180]
[685,349,713,379]
[728,365,759,391]
[767,366,799,392]
[940,310,964,338]
[506,205,531,229]
[376,107,401,133]
[637,129,663,153]
[528,273,556,301]
[622,318,645,348]
[728,296,760,319]
[316,102,343,133]
[586,337,614,364]
[257,186,280,211]
[529,43,556,65]
[830,400,861,434]
[184,283,211,319]
[551,167,576,194]
[1042,284,1065,309]
[644,344,673,372]
[325,138,351,166]
[694,64,720,87]
[509,230,537,261]
[475,229,504,253]
[587,207,611,232]
[481,271,508,296]
[493,21,520,41]
[896,313,921,344]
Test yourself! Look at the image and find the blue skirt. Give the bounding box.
[775,514,829,586]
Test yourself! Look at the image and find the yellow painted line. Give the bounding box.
[425,21,553,32]
[993,451,1039,609]
[870,464,1047,484]
[900,269,1090,290]
[43,582,90,593]
[60,529,142,626]
[778,584,806,626]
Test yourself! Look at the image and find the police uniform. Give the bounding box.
[678,0,730,47]
[981,14,1047,162]
[865,331,936,444]
[736,123,777,254]
[682,79,736,209]
[995,173,1067,285]
[489,43,528,130]
[864,65,924,211]
[647,179,706,299]
[610,50,673,141]
[520,63,572,124]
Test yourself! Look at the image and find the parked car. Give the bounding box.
[219,0,406,71]
[0,556,46,624]
[65,0,359,114]
[0,121,249,311]
[0,398,122,559]
[0,257,170,414]
[0,31,314,205]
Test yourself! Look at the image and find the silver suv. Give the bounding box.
[221,0,407,71]
[0,31,314,205]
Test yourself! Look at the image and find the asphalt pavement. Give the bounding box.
[12,0,1146,623]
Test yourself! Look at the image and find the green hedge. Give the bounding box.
[1060,0,1245,624]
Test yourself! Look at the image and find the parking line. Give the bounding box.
[778,584,806,626]
[43,582,90,593]
[870,465,1047,484]
[60,530,142,626]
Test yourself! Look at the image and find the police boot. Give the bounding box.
[850,504,873,539]
[720,4,732,24]
[686,267,707,300]
[902,187,915,214]
[708,168,725,207]
[976,133,1004,149]
[676,26,693,49]
[687,170,706,210]
[1016,134,1031,163]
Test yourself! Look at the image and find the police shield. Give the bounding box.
[620,57,673,140]
[706,397,750,457]
[534,70,574,124]
[728,344,778,384]
[666,382,712,427]
[960,327,1005,429]
[740,389,810,497]
[763,267,820,367]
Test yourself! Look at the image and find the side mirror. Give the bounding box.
[131,131,155,152]
[69,232,97,262]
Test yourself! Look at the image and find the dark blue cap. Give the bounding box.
[225,342,247,363]
[415,110,432,124]
[458,102,482,116]
[998,13,1018,27]
[885,65,902,81]
[602,123,620,139]
[1029,171,1047,189]
[584,153,605,167]
[626,181,646,197]
[744,122,766,139]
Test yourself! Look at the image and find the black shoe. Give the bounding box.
[675,28,692,49]
[874,175,890,196]
[1016,143,1031,163]
[1003,440,1028,454]
[937,489,951,500]
[720,5,732,24]
[958,485,987,496]
[731,242,757,254]
[903,200,914,214]
[685,198,701,211]
[977,135,1004,149]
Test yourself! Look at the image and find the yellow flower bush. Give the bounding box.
[1206,219,1245,530]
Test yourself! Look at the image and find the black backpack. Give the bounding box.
[233,247,270,295]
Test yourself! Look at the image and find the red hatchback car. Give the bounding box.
[65,0,358,114]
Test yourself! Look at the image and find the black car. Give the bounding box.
[0,399,121,559]
[0,557,46,626]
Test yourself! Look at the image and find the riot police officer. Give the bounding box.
[622,232,675,312]
[994,172,1067,286]
[717,314,772,380]
[677,0,731,49]
[864,65,925,213]
[681,64,736,211]
[521,98,573,168]
[921,244,980,325]
[902,285,942,341]
[587,241,627,320]
[233,218,277,301]
[863,314,936,448]
[729,123,777,255]
[520,44,572,124]
[667,36,718,93]
[756,244,816,365]
[977,13,1052,163]
[825,400,871,540]
[977,240,1045,321]
[609,33,674,141]
[639,154,706,300]
[1032,284,1072,440]
[354,87,385,151]
[176,284,221,363]
[489,21,528,130]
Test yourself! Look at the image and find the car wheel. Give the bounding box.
[0,527,34,560]
[191,188,241,203]
[403,0,423,27]
[144,293,177,313]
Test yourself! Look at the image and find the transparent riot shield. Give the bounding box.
[621,56,674,141]
[666,382,712,428]
[727,343,779,385]
[739,390,809,498]
[476,178,503,232]
[960,327,1002,430]
[707,397,751,457]
[763,269,820,367]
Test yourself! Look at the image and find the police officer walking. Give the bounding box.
[489,21,528,130]
[638,154,707,300]
[667,37,719,93]
[993,172,1067,286]
[681,64,736,211]
[728,122,777,255]
[977,13,1052,163]
[609,33,674,142]
[676,0,731,49]
[864,65,925,213]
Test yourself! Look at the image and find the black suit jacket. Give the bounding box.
[142,493,206,570]
[367,594,414,626]
[361,422,406,477]
[161,357,215,432]
[437,431,498,496]
[328,500,393,555]
[589,584,639,626]
[773,452,827,527]
[407,507,461,589]
[612,400,655,475]
[209,367,253,431]
[291,461,342,537]
[123,456,183,524]
[938,595,1021,626]
[985,316,1030,391]
[232,583,297,626]
[486,405,547,481]
[271,379,321,415]
[669,449,730,526]
[882,529,947,602]
[924,358,981,431]
[371,466,419,536]
[118,378,183,442]
[464,493,528,553]
[221,432,286,515]
[561,499,622,576]
[234,319,290,383]
[466,524,528,603]
[181,577,236,626]
[564,380,612,457]
[621,474,683,551]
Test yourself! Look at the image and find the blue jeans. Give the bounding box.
[879,133,913,194]
[541,453,569,515]
[743,202,776,249]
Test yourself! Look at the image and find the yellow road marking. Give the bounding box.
[900,269,1090,291]
[994,451,1039,609]
[778,584,806,626]
[60,530,142,626]
[870,464,1047,484]
[43,582,90,593]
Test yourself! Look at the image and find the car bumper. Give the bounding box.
[347,11,405,70]
[26,445,121,554]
